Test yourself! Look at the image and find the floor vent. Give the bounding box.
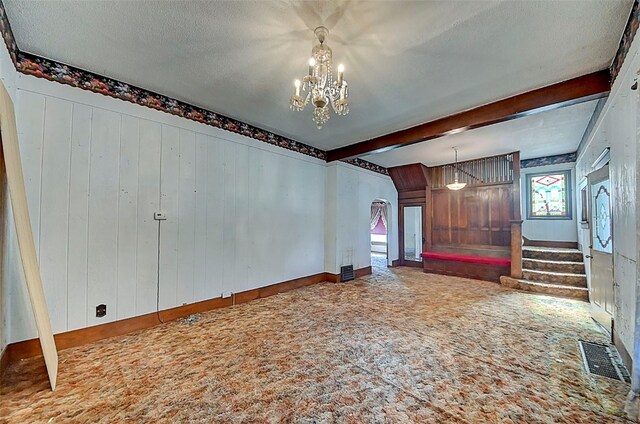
[340,265,355,282]
[579,340,630,383]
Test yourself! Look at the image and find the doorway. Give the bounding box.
[400,204,424,266]
[587,165,614,331]
[370,200,389,271]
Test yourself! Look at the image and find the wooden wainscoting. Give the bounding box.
[430,183,512,248]
[1,266,373,369]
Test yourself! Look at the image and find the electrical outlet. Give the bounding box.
[96,304,106,318]
[222,291,232,299]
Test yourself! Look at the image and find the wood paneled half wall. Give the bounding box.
[389,152,522,281]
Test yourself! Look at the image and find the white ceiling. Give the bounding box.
[4,0,631,153]
[362,99,599,167]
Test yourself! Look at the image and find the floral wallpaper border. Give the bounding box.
[611,0,639,84]
[520,152,577,169]
[0,1,389,175]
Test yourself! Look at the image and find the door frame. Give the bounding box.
[587,164,614,332]
[399,203,425,267]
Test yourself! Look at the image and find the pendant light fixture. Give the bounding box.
[446,147,467,191]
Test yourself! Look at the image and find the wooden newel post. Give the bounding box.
[510,151,522,279]
[510,220,523,278]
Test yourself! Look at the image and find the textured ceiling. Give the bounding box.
[362,99,599,167]
[4,0,632,152]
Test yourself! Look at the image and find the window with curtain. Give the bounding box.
[370,203,387,234]
[526,171,572,219]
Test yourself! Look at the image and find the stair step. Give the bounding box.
[522,258,585,274]
[522,246,583,262]
[522,269,587,287]
[500,276,589,301]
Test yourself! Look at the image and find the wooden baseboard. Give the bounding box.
[390,259,400,267]
[5,271,334,364]
[4,266,377,366]
[325,265,372,283]
[0,346,8,378]
[355,266,372,278]
[523,237,578,249]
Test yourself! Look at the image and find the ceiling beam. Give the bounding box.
[326,70,611,162]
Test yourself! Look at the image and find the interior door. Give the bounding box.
[401,205,424,265]
[588,165,614,330]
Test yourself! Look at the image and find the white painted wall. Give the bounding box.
[520,162,578,242]
[324,162,399,275]
[0,35,18,357]
[0,48,397,347]
[576,35,639,363]
[3,73,326,344]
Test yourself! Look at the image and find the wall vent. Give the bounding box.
[340,265,355,282]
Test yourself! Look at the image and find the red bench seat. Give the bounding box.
[420,252,510,267]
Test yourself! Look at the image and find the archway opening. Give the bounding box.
[370,199,390,271]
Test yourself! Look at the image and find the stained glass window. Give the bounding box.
[527,171,571,219]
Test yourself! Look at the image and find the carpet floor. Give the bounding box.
[0,265,632,423]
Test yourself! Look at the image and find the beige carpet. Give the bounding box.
[0,265,631,423]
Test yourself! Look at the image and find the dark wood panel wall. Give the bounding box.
[390,164,430,266]
[389,152,523,276]
[430,184,512,249]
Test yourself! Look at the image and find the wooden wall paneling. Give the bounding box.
[388,163,429,192]
[159,124,180,309]
[247,147,269,288]
[510,222,523,278]
[193,133,208,302]
[87,108,121,327]
[116,115,140,320]
[391,164,429,264]
[398,189,427,202]
[177,129,196,306]
[430,184,513,249]
[15,92,45,252]
[205,135,225,300]
[512,152,521,221]
[510,152,523,278]
[135,119,161,315]
[425,186,432,250]
[67,104,91,330]
[222,142,237,295]
[234,144,250,292]
[0,81,58,389]
[423,258,509,283]
[39,97,72,334]
[431,190,448,245]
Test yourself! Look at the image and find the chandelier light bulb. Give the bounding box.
[294,79,301,96]
[338,64,344,73]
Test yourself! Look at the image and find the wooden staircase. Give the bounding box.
[500,246,588,301]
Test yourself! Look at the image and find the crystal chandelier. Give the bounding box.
[290,26,350,129]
